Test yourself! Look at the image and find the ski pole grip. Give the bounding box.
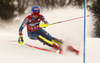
[39,23,50,28]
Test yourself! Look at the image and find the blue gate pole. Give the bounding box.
[84,0,86,63]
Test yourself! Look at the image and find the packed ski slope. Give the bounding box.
[0,7,84,63]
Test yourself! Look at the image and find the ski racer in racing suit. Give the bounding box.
[18,5,63,54]
[18,5,79,55]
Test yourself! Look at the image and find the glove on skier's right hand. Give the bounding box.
[18,32,24,45]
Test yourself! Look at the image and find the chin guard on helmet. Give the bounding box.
[32,12,40,16]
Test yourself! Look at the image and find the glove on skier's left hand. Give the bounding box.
[18,32,24,45]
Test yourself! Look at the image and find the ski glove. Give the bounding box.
[18,35,24,45]
[39,23,50,28]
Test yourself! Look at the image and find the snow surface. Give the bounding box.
[86,10,100,63]
[0,7,94,63]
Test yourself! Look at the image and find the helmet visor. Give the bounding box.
[32,12,40,16]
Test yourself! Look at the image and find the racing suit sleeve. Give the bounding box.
[41,15,49,24]
[19,18,28,35]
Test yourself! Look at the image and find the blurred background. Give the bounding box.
[0,0,100,38]
[87,0,100,38]
[0,0,84,32]
[0,0,84,20]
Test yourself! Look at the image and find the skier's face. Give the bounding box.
[33,15,38,18]
[32,12,40,18]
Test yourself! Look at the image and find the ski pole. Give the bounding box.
[9,40,56,53]
[49,15,89,25]
[24,43,56,53]
[39,15,89,27]
[9,40,18,42]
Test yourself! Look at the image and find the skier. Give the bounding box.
[18,5,79,55]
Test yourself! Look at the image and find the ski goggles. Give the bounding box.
[32,12,40,16]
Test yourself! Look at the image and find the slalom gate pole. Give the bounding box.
[83,0,86,63]
[49,15,89,26]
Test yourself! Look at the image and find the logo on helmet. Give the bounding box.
[34,8,39,10]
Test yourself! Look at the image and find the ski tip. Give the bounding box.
[76,51,79,55]
[75,50,79,55]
